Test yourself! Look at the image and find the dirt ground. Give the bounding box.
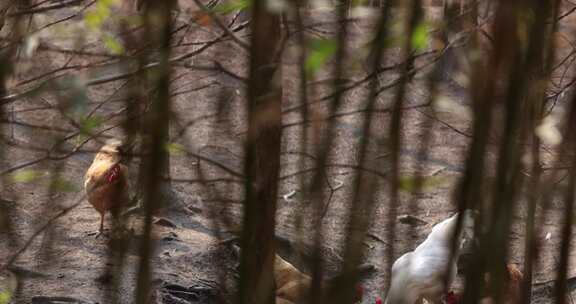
[1,1,576,303]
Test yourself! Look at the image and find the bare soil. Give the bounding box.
[1,2,576,304]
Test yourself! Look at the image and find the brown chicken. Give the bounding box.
[275,297,295,304]
[480,264,523,304]
[274,255,364,303]
[506,264,523,302]
[444,264,523,304]
[84,140,130,235]
[275,254,311,303]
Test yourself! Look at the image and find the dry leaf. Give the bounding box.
[192,11,212,26]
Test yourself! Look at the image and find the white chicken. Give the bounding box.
[385,211,475,304]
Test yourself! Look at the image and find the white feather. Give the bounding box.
[385,211,475,304]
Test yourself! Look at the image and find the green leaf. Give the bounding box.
[351,0,367,7]
[0,270,17,304]
[84,11,104,30]
[11,170,42,183]
[165,142,186,155]
[411,21,429,51]
[52,178,79,193]
[79,116,104,134]
[305,39,337,76]
[0,290,12,304]
[84,0,119,30]
[399,175,445,193]
[118,14,143,27]
[212,0,251,14]
[101,0,119,6]
[103,34,125,54]
[96,0,111,18]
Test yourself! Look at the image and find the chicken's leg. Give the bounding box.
[95,213,105,239]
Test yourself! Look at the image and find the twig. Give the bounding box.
[366,232,389,245]
[321,177,344,219]
[282,190,297,202]
[189,0,249,50]
[0,194,85,273]
[7,0,86,16]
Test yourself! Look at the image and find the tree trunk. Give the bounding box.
[238,1,283,304]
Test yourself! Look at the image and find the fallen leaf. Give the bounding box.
[192,11,212,26]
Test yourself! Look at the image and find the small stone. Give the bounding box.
[398,214,428,226]
[187,205,202,213]
[154,217,177,228]
[95,272,113,285]
[161,231,179,242]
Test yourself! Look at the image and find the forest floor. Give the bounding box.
[1,2,576,303]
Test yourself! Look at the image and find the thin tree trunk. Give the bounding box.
[134,1,175,303]
[238,0,283,303]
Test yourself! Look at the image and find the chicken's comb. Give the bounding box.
[106,164,121,183]
[445,291,460,304]
[375,298,383,304]
[355,284,364,298]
